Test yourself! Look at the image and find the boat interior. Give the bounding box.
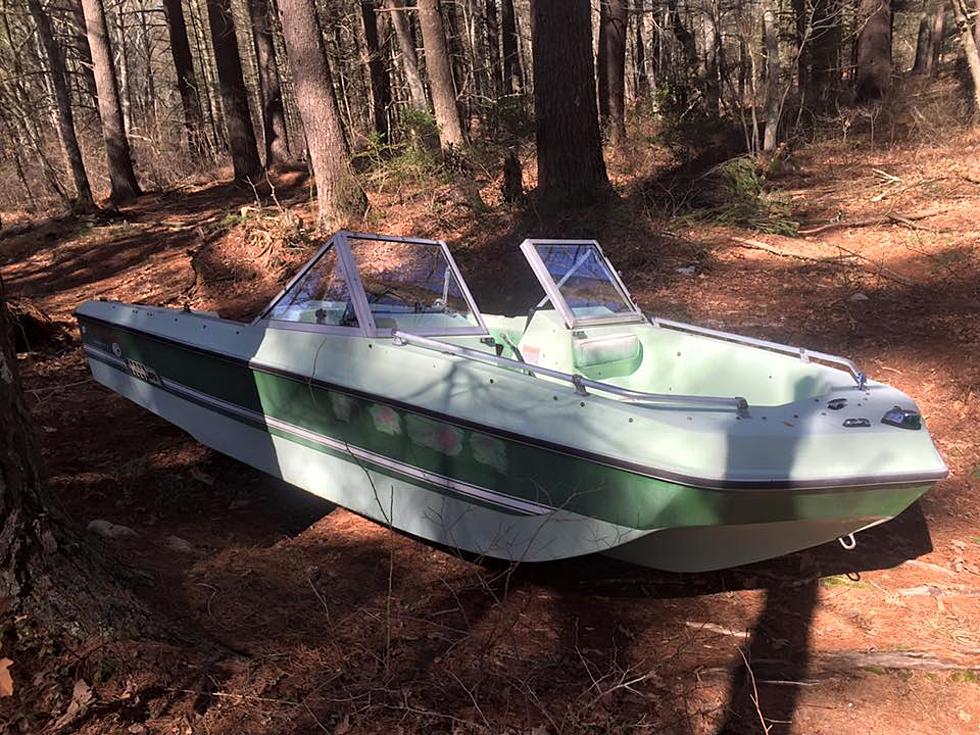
[253,232,867,411]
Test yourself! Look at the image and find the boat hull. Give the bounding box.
[78,309,936,571]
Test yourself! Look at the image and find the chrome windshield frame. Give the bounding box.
[519,239,646,329]
[254,230,489,338]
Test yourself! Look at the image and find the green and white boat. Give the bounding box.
[75,232,947,572]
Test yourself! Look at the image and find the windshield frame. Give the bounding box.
[255,231,489,338]
[519,239,645,328]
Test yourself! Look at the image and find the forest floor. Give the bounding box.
[1,120,980,734]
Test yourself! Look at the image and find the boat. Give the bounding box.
[75,232,948,572]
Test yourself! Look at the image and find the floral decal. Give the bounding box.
[471,433,507,473]
[406,415,463,456]
[370,404,402,436]
[329,393,354,423]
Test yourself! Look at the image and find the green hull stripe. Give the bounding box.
[79,320,932,531]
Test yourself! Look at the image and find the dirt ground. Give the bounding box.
[1,127,979,734]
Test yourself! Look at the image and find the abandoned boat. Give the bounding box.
[75,232,947,572]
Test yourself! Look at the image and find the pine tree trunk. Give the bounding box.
[247,0,290,166]
[855,0,892,101]
[485,0,502,97]
[205,0,262,181]
[598,0,628,145]
[500,0,522,93]
[361,0,393,142]
[26,0,95,210]
[417,0,465,148]
[386,0,429,110]
[532,0,610,206]
[80,0,142,202]
[0,284,151,639]
[763,0,780,151]
[913,0,945,75]
[806,0,841,110]
[952,0,980,114]
[162,0,206,156]
[277,0,366,224]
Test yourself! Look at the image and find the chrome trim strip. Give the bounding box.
[392,330,750,416]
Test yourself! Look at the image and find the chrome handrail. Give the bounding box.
[649,317,868,389]
[391,331,751,417]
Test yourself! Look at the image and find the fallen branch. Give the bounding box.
[729,237,912,285]
[797,208,947,236]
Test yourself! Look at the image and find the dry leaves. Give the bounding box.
[0,658,13,698]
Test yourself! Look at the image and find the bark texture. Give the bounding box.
[855,0,893,101]
[248,0,289,166]
[361,0,393,141]
[912,0,944,76]
[951,0,980,114]
[763,0,780,151]
[80,0,142,202]
[277,0,366,225]
[70,0,99,109]
[417,0,465,148]
[162,0,207,155]
[485,0,502,96]
[500,0,522,93]
[205,0,262,181]
[26,0,94,209]
[385,0,428,110]
[532,0,610,206]
[0,283,149,637]
[598,0,628,144]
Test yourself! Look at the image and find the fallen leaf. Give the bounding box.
[0,658,13,698]
[54,679,93,730]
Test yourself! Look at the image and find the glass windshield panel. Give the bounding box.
[348,237,480,333]
[267,245,359,327]
[534,243,636,320]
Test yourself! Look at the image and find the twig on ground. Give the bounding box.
[797,208,947,235]
[736,646,772,735]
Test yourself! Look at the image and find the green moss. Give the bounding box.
[950,670,980,684]
[822,574,867,588]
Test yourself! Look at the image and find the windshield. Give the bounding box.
[530,242,638,323]
[347,236,481,333]
[265,245,359,327]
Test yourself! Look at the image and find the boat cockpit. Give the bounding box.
[254,232,868,412]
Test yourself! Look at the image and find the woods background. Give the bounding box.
[1,0,979,221]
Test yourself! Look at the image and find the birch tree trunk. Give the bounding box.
[952,0,980,115]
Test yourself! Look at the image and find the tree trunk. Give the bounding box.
[80,0,142,202]
[855,0,892,101]
[277,0,366,224]
[640,0,658,97]
[912,0,945,75]
[763,0,780,151]
[26,0,95,210]
[417,0,465,148]
[115,10,133,135]
[361,0,393,142]
[70,0,100,110]
[247,0,290,166]
[598,0,628,145]
[701,7,721,115]
[500,0,522,93]
[0,283,151,640]
[532,0,610,206]
[162,0,207,156]
[205,0,262,181]
[806,0,841,110]
[952,0,980,114]
[485,0,502,97]
[386,0,429,110]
